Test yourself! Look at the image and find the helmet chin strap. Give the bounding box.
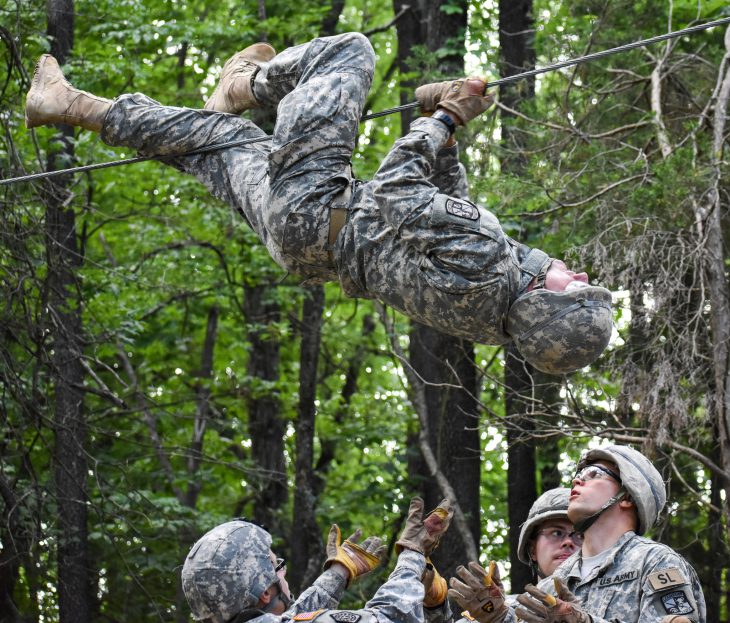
[261,581,292,613]
[573,489,626,534]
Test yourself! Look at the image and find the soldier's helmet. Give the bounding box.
[517,487,572,565]
[181,520,278,623]
[506,285,613,375]
[577,445,667,535]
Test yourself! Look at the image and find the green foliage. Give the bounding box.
[1,0,728,619]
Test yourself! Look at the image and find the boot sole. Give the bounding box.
[25,54,55,128]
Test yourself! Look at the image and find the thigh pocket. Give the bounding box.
[282,210,330,266]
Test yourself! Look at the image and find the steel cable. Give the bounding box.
[2,15,729,187]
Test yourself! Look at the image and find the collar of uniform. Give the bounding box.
[517,248,551,294]
[566,531,638,583]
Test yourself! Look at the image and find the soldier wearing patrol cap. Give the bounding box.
[448,445,706,623]
[180,497,453,623]
[25,32,613,375]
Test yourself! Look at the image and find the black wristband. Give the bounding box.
[432,109,456,134]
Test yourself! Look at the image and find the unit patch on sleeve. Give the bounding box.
[660,590,695,615]
[445,199,479,221]
[648,568,688,591]
[330,611,362,623]
[293,610,325,621]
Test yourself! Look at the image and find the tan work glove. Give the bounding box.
[323,524,385,582]
[415,78,494,125]
[396,497,453,556]
[447,561,508,623]
[515,578,591,623]
[660,618,692,623]
[422,558,448,608]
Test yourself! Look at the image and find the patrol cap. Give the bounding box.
[506,285,613,374]
[181,520,277,623]
[577,445,667,534]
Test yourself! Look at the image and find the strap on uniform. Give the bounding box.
[518,249,552,293]
[516,298,611,342]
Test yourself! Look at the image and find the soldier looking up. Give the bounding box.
[180,497,453,623]
[449,445,706,623]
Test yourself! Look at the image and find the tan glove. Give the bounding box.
[415,78,494,125]
[660,618,692,623]
[422,559,448,608]
[323,524,385,582]
[395,497,453,556]
[447,561,508,623]
[515,578,591,623]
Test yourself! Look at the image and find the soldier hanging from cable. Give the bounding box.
[25,32,613,374]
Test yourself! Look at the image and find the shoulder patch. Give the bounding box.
[294,610,326,621]
[445,198,479,221]
[648,568,688,591]
[330,612,362,623]
[660,590,695,615]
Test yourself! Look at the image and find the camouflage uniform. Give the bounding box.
[504,532,706,623]
[101,32,548,346]
[270,550,432,623]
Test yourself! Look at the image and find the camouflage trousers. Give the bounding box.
[101,32,374,281]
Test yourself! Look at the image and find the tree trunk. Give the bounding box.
[410,325,480,578]
[394,0,478,578]
[243,286,287,531]
[290,286,326,593]
[504,345,536,593]
[45,1,92,621]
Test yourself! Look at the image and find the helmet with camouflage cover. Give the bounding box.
[517,487,571,565]
[576,444,667,535]
[506,285,613,375]
[181,520,278,623]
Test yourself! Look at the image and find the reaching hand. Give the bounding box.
[324,524,385,582]
[422,559,448,608]
[447,561,508,623]
[396,497,453,556]
[515,578,591,623]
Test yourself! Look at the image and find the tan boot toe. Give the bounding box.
[204,42,276,114]
[25,54,65,128]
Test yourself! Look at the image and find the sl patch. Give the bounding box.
[648,568,688,591]
[294,610,325,621]
[660,590,695,615]
[330,612,362,623]
[445,198,479,221]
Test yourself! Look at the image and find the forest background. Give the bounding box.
[2,0,730,621]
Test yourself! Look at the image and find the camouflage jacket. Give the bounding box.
[505,532,706,623]
[247,551,445,623]
[335,118,541,345]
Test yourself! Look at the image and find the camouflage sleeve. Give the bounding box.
[424,598,453,623]
[285,568,348,615]
[369,116,451,232]
[363,549,427,623]
[430,143,469,199]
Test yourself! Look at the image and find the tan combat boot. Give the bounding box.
[25,55,112,132]
[204,42,276,114]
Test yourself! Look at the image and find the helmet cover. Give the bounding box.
[517,487,572,565]
[506,285,613,374]
[181,521,277,623]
